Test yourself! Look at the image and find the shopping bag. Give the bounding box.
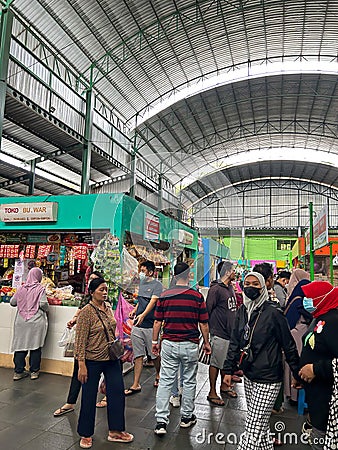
[114,293,134,363]
[198,335,211,365]
[63,327,76,358]
[58,327,70,347]
[98,373,106,394]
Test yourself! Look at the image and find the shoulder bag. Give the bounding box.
[90,303,124,361]
[238,310,262,371]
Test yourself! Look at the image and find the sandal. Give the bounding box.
[107,431,134,443]
[53,406,74,417]
[80,437,92,449]
[220,388,238,398]
[96,397,107,408]
[207,395,225,406]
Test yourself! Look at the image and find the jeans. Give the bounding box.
[156,340,198,424]
[67,358,81,404]
[77,359,125,438]
[13,348,42,373]
[171,362,184,397]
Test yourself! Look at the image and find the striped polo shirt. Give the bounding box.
[154,285,209,344]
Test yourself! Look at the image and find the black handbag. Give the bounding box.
[90,303,124,361]
[238,310,262,371]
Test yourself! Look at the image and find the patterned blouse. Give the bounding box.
[75,301,116,361]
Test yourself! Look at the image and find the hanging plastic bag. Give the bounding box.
[58,327,71,347]
[63,327,76,358]
[114,292,134,363]
[98,373,106,394]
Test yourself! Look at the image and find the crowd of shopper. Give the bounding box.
[10,262,338,450]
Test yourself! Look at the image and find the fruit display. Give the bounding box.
[0,286,16,303]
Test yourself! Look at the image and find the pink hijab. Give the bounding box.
[287,269,310,297]
[15,267,46,321]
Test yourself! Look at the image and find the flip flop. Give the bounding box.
[53,406,75,417]
[231,375,243,383]
[107,431,134,443]
[207,396,225,406]
[124,387,141,396]
[96,398,107,408]
[220,388,238,398]
[80,437,92,449]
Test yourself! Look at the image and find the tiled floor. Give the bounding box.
[0,364,309,449]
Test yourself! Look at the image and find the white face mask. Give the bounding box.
[139,272,146,281]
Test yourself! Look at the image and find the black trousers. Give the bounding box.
[67,359,81,404]
[77,359,125,438]
[13,348,42,373]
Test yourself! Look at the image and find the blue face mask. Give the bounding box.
[303,297,317,314]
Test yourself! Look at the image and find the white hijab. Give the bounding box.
[243,272,269,320]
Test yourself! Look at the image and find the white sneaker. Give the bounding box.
[169,395,180,408]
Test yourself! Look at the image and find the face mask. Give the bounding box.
[303,297,316,313]
[244,286,261,301]
[139,272,146,282]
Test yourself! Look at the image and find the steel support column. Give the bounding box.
[158,171,163,212]
[28,158,36,195]
[0,2,13,153]
[129,120,138,199]
[81,88,94,194]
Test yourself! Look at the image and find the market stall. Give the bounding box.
[0,193,199,374]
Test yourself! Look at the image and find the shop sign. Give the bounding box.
[144,212,160,242]
[0,202,58,222]
[170,229,194,246]
[313,205,328,250]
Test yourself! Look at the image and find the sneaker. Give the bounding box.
[154,422,167,435]
[169,395,180,408]
[13,371,29,381]
[30,371,40,380]
[180,414,197,428]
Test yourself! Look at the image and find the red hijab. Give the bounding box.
[14,267,46,321]
[301,281,338,318]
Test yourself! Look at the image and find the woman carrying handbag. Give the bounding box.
[75,277,133,449]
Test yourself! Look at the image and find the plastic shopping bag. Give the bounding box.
[98,373,106,394]
[63,327,76,358]
[58,327,71,347]
[114,293,134,363]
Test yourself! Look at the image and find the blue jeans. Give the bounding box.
[156,340,198,424]
[77,359,125,438]
[171,362,184,397]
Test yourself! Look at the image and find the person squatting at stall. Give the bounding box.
[53,270,106,417]
[10,267,49,381]
[75,277,133,449]
[152,262,211,435]
[298,281,338,450]
[223,272,300,450]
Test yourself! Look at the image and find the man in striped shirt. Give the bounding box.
[152,262,211,435]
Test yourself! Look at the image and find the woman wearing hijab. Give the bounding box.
[223,272,300,450]
[298,281,338,450]
[10,267,48,381]
[283,269,312,403]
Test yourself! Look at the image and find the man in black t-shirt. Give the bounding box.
[124,260,163,396]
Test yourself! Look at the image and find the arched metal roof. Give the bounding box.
[2,0,338,227]
[12,0,338,122]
